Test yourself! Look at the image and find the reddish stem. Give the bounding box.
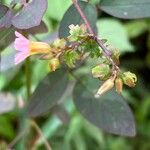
[72,0,94,35]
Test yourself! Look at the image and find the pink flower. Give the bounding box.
[14,31,51,65]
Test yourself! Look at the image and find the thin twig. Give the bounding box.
[72,0,94,35]
[71,0,119,71]
[8,130,27,149]
[30,120,52,150]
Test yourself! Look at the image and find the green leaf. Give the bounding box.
[125,20,148,38]
[73,76,136,136]
[27,68,68,117]
[0,116,15,139]
[97,19,133,53]
[0,4,8,19]
[100,0,150,19]
[59,1,97,38]
[0,28,15,52]
[46,0,71,21]
[12,0,48,29]
[0,10,14,28]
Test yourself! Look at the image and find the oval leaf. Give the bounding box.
[73,76,136,136]
[12,0,48,29]
[100,0,150,19]
[0,10,14,28]
[59,1,97,38]
[0,28,15,52]
[27,68,68,117]
[0,4,8,19]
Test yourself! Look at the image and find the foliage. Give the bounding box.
[0,0,150,149]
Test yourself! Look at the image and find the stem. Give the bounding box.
[72,0,118,70]
[25,58,31,98]
[31,120,52,150]
[8,130,27,149]
[72,0,94,35]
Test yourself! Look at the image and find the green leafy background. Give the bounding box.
[0,0,150,149]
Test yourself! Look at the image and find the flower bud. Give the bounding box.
[92,64,110,80]
[115,78,123,94]
[49,58,60,71]
[97,78,114,96]
[53,38,66,49]
[122,71,137,87]
[112,50,120,65]
[68,24,87,42]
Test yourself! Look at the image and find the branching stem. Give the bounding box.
[71,0,119,71]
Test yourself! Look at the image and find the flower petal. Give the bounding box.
[15,51,29,65]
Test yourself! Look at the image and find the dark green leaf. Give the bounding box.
[100,0,150,19]
[73,76,136,136]
[27,68,68,117]
[0,28,15,52]
[12,0,48,29]
[59,1,97,38]
[0,4,8,19]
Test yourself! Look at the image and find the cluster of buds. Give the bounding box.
[14,24,137,96]
[92,62,137,96]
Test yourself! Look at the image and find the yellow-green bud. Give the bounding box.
[122,71,137,87]
[49,58,60,71]
[97,78,114,96]
[111,49,120,65]
[115,78,123,94]
[68,24,87,41]
[92,64,111,80]
[53,38,66,49]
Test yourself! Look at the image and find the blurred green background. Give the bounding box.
[0,0,150,149]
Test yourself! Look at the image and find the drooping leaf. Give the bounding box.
[27,68,68,117]
[0,10,14,28]
[73,76,136,136]
[59,1,97,38]
[100,0,150,19]
[12,0,48,29]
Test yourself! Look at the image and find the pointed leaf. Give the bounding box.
[100,0,150,19]
[73,76,136,136]
[27,68,68,117]
[12,0,48,29]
